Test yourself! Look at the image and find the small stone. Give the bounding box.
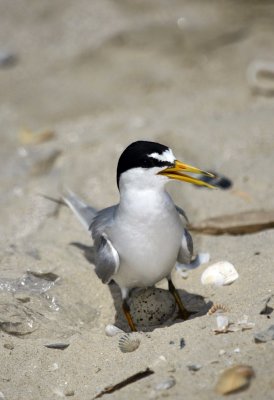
[254,325,274,343]
[0,50,17,68]
[65,390,75,397]
[260,296,274,316]
[187,363,202,372]
[44,343,70,350]
[4,343,14,350]
[14,295,30,303]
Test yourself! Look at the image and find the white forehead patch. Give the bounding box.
[148,149,175,163]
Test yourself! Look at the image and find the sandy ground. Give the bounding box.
[1,1,274,399]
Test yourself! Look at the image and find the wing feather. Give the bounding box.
[63,190,97,230]
[90,206,120,284]
[177,228,193,264]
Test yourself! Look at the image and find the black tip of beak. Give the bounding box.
[196,171,232,190]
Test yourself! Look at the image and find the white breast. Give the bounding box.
[109,188,184,289]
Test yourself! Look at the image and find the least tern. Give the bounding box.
[64,141,214,331]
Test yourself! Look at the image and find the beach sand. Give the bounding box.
[0,1,274,398]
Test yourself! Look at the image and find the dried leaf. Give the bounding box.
[19,129,55,145]
[189,210,274,235]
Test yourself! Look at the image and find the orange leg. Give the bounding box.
[122,299,137,332]
[168,279,192,320]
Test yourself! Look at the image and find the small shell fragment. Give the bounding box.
[118,333,141,353]
[155,377,176,391]
[201,261,239,286]
[215,365,255,395]
[207,303,229,315]
[216,315,229,331]
[237,315,255,331]
[105,324,124,337]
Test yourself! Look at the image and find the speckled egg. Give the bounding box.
[128,287,176,327]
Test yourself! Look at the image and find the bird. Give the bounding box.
[63,140,214,331]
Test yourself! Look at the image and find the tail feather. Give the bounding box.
[63,189,97,231]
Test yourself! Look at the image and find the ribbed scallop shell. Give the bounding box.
[201,261,239,286]
[207,303,229,315]
[118,333,141,353]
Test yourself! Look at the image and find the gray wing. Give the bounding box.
[175,205,189,224]
[63,189,97,231]
[90,206,120,284]
[177,228,193,264]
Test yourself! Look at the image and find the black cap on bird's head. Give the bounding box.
[116,140,215,190]
[117,141,174,187]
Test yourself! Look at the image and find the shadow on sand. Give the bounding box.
[70,242,212,332]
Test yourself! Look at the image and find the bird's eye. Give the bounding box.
[141,158,150,167]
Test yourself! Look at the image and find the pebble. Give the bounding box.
[187,363,202,372]
[0,50,17,68]
[4,343,14,350]
[254,325,274,343]
[44,343,70,350]
[65,390,75,397]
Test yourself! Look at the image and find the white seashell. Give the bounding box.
[105,324,124,337]
[216,315,229,330]
[118,333,141,353]
[201,261,239,286]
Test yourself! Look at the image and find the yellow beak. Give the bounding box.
[158,160,216,188]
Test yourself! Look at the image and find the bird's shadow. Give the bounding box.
[70,242,212,332]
